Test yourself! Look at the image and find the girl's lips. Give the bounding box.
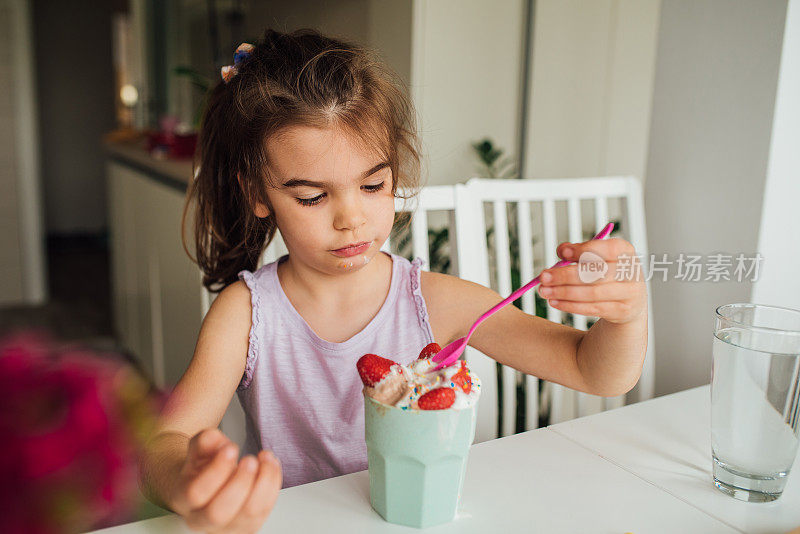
[331,241,371,257]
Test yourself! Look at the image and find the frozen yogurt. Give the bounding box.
[357,343,481,410]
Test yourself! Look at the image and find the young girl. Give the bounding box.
[140,28,648,533]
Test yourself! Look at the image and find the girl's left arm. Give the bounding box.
[425,238,647,398]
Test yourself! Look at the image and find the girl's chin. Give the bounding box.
[334,253,372,271]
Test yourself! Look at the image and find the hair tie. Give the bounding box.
[221,42,255,83]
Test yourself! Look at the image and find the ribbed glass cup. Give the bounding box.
[364,394,477,528]
[711,303,800,502]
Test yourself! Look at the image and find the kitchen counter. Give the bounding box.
[103,140,193,192]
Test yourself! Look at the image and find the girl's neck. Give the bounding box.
[277,251,393,311]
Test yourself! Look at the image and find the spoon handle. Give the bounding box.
[434,222,615,369]
[468,222,614,343]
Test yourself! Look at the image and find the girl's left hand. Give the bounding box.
[536,237,647,325]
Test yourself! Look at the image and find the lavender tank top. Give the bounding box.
[236,252,435,488]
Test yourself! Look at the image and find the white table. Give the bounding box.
[549,385,800,534]
[95,386,799,533]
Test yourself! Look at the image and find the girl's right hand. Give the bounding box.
[172,428,282,533]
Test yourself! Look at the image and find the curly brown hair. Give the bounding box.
[183,28,423,292]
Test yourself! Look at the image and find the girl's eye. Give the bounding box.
[362,181,386,193]
[294,181,385,207]
[296,193,325,206]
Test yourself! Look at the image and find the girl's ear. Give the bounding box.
[238,172,271,219]
[254,202,270,218]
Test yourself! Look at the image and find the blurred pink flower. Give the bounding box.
[0,333,163,533]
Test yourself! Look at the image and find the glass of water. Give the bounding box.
[712,303,800,502]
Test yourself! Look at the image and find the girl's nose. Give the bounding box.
[333,195,367,232]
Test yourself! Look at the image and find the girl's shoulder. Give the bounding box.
[419,269,505,347]
[238,258,279,286]
[212,279,254,322]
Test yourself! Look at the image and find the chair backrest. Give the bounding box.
[454,177,655,439]
[383,185,459,270]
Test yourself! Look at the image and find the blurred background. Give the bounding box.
[0,0,798,527]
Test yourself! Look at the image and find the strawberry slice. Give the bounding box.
[417,342,442,360]
[417,387,456,410]
[356,354,397,387]
[451,360,471,394]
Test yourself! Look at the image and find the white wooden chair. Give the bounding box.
[382,185,459,262]
[454,177,655,439]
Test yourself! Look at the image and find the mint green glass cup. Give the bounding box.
[364,394,478,528]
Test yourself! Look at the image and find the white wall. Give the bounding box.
[246,1,413,96]
[246,0,370,50]
[525,0,661,183]
[241,1,662,191]
[247,0,525,189]
[366,1,413,86]
[752,0,800,311]
[644,0,788,396]
[408,0,526,186]
[245,2,410,96]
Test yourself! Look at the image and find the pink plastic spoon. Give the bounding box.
[431,222,616,371]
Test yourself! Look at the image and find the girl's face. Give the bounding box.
[259,125,396,274]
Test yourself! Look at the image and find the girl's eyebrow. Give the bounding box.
[281,161,389,188]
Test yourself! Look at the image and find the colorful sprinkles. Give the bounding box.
[391,356,480,410]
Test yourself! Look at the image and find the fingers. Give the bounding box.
[181,442,239,509]
[542,238,647,324]
[186,452,283,534]
[547,299,639,324]
[188,428,229,465]
[196,455,260,527]
[540,261,641,286]
[236,451,282,525]
[538,281,632,302]
[541,260,645,286]
[541,263,614,286]
[183,454,259,531]
[557,237,636,263]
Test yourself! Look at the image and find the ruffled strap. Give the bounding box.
[409,257,435,344]
[237,269,261,390]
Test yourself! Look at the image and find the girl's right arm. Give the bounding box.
[139,281,282,533]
